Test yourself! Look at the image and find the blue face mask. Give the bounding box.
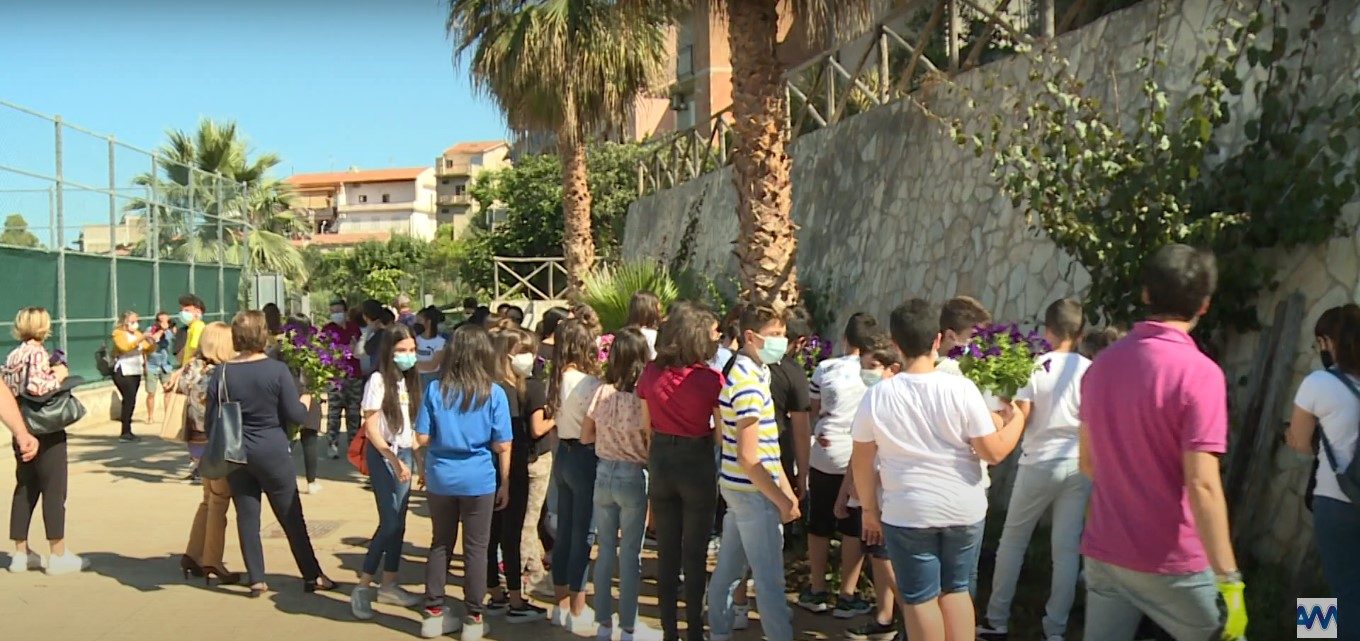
[756,335,788,365]
[179,310,197,325]
[860,369,884,387]
[393,353,418,372]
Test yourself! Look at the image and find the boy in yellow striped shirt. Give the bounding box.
[708,306,799,641]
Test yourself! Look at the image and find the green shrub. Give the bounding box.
[579,261,726,332]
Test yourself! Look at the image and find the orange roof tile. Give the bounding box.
[442,140,509,156]
[286,167,428,187]
[290,231,392,248]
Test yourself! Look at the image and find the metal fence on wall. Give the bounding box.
[0,99,252,381]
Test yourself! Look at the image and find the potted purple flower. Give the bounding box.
[948,323,1051,410]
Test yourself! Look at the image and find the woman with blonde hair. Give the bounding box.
[207,310,335,597]
[3,307,85,574]
[175,321,240,584]
[111,310,156,442]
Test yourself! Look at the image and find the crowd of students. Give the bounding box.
[3,242,1358,641]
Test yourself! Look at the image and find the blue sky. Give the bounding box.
[1,0,507,187]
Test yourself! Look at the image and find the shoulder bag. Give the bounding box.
[1319,370,1360,506]
[16,364,86,436]
[200,363,248,479]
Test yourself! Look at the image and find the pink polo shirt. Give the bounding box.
[1079,321,1228,575]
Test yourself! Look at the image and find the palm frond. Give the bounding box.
[579,261,682,332]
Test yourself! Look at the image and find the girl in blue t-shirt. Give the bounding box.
[415,324,512,640]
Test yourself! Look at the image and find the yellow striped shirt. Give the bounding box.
[718,354,783,492]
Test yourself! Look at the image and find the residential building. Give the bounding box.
[285,166,438,244]
[79,215,145,255]
[434,140,511,237]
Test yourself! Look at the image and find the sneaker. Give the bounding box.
[569,607,598,636]
[45,551,89,575]
[421,605,462,638]
[506,602,547,624]
[485,596,511,615]
[847,618,899,641]
[350,585,376,620]
[798,588,831,613]
[596,623,614,641]
[327,439,340,460]
[1046,636,1065,641]
[307,482,323,495]
[377,584,422,607]
[833,594,874,619]
[732,604,751,631]
[463,614,486,641]
[622,622,661,641]
[7,551,40,573]
[118,433,139,442]
[976,625,1009,641]
[551,606,569,628]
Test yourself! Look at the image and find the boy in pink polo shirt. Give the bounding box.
[1078,244,1247,640]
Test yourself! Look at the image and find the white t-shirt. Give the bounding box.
[555,368,602,440]
[416,334,446,364]
[1294,369,1360,504]
[361,372,414,451]
[810,355,868,474]
[851,371,997,528]
[640,327,658,360]
[1014,351,1090,464]
[937,355,991,488]
[115,331,145,375]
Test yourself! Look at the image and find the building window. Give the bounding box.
[381,193,391,203]
[441,179,449,186]
[359,194,368,203]
[454,185,467,196]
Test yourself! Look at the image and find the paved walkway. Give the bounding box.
[0,417,855,641]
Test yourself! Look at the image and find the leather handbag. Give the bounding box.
[159,392,188,442]
[16,366,86,436]
[200,364,247,479]
[348,429,370,475]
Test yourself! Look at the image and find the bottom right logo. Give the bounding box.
[1298,598,1339,638]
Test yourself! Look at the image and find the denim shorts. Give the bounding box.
[882,521,984,605]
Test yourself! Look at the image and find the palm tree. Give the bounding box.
[446,0,670,291]
[127,119,307,282]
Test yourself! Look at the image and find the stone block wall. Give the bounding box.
[623,0,1360,568]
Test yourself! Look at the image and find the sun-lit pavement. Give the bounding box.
[0,413,853,641]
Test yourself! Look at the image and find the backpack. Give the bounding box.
[95,342,116,378]
[1320,370,1360,506]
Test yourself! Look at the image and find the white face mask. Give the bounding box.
[511,353,535,377]
[330,312,346,325]
[128,322,139,332]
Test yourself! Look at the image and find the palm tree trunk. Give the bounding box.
[726,0,798,312]
[559,136,595,292]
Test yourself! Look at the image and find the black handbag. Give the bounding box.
[16,365,86,436]
[200,363,247,479]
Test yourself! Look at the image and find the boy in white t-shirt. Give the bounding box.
[851,299,1024,641]
[978,299,1092,641]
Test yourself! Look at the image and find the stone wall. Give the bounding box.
[623,0,1360,569]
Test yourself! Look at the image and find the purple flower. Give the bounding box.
[948,345,966,359]
[967,343,984,359]
[984,346,1002,358]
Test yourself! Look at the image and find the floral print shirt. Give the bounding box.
[176,357,216,443]
[586,383,649,465]
[4,341,60,397]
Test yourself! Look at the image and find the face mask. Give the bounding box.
[511,353,535,377]
[330,312,346,325]
[860,369,884,387]
[393,353,418,371]
[179,310,196,325]
[756,335,788,365]
[1322,349,1335,370]
[128,322,139,332]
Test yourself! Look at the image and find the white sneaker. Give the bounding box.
[569,607,597,637]
[7,551,40,573]
[421,606,462,638]
[732,603,751,631]
[463,614,487,641]
[307,482,323,495]
[350,585,376,620]
[551,606,569,628]
[45,552,88,575]
[377,584,422,607]
[327,440,340,460]
[622,622,661,641]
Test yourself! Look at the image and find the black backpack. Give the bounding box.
[1320,370,1360,506]
[94,343,116,378]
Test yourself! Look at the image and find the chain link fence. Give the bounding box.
[0,99,253,381]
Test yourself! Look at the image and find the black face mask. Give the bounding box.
[1321,349,1335,370]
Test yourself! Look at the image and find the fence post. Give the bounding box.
[879,29,891,102]
[188,166,196,294]
[53,116,68,356]
[150,152,161,310]
[215,177,225,321]
[947,0,961,72]
[108,136,119,325]
[1040,0,1056,38]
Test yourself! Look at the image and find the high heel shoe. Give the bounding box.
[202,565,240,586]
[179,555,204,579]
[248,583,268,598]
[304,575,338,593]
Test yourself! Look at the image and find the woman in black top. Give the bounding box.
[207,310,336,597]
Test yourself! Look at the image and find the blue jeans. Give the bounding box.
[1083,558,1221,641]
[552,439,597,592]
[1315,496,1360,641]
[985,458,1091,638]
[593,459,649,629]
[362,445,413,575]
[883,521,984,605]
[708,488,793,641]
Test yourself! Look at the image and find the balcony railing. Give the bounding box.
[437,162,473,176]
[638,0,1124,196]
[438,194,473,206]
